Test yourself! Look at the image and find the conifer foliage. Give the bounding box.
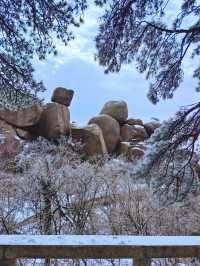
[0,0,87,107]
[96,0,200,103]
[95,0,200,190]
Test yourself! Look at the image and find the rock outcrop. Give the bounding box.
[30,103,70,140]
[15,128,35,141]
[126,118,143,126]
[144,122,161,136]
[51,87,74,107]
[0,120,16,137]
[0,87,162,160]
[120,124,133,142]
[132,126,148,141]
[0,104,43,128]
[100,101,128,123]
[71,124,107,156]
[116,142,145,161]
[0,120,21,159]
[117,142,130,155]
[88,114,120,153]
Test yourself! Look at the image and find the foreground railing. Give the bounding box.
[0,235,200,266]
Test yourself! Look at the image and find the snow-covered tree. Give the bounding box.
[95,0,200,196]
[96,0,200,101]
[132,107,200,202]
[0,0,87,108]
[1,137,200,265]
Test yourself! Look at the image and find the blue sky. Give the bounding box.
[34,2,198,125]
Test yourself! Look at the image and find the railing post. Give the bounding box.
[133,258,150,266]
[0,259,16,266]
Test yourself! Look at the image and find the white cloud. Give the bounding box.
[41,1,197,77]
[51,3,103,67]
[33,1,198,125]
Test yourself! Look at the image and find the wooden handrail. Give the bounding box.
[0,235,200,266]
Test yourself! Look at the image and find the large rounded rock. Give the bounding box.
[144,122,161,136]
[120,124,133,142]
[15,128,36,141]
[71,124,107,156]
[88,114,120,153]
[0,120,21,160]
[100,101,128,123]
[0,119,36,141]
[0,120,16,137]
[51,87,74,107]
[117,142,145,161]
[30,103,70,139]
[132,126,148,140]
[126,118,143,126]
[0,133,21,160]
[117,142,130,156]
[0,104,43,128]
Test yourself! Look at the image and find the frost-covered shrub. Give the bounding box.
[133,111,200,202]
[1,137,200,265]
[17,138,200,234]
[16,138,139,235]
[0,136,200,237]
[104,183,200,236]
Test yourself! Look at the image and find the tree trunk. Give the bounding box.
[41,182,52,266]
[133,258,151,266]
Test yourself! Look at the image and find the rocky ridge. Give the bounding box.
[0,87,161,160]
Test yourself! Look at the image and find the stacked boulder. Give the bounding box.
[0,87,72,140]
[87,100,160,160]
[71,100,126,156]
[71,124,107,156]
[0,88,161,160]
[77,100,160,160]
